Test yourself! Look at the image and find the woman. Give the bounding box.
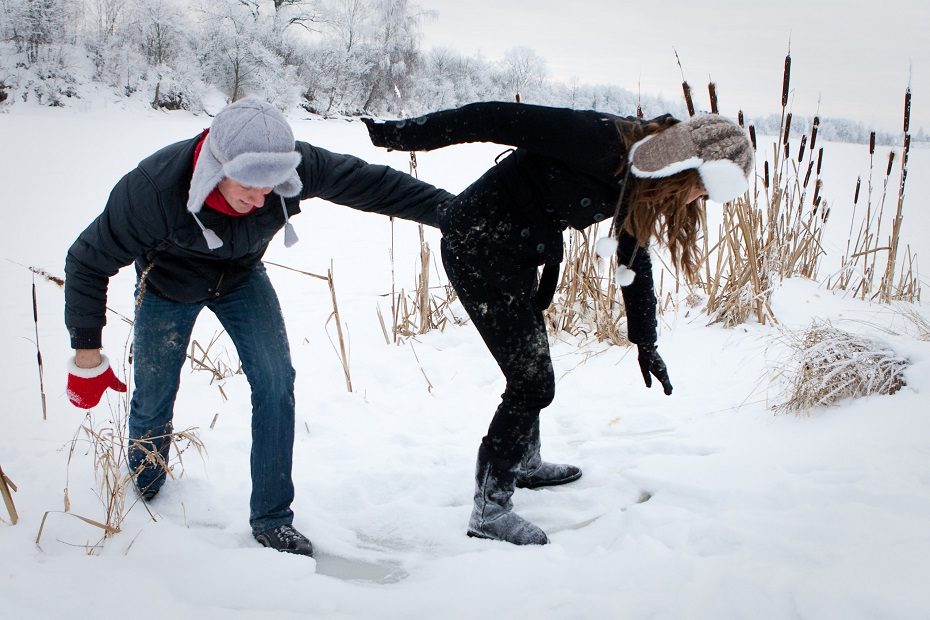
[363,102,753,545]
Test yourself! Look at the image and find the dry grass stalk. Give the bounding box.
[387,281,462,341]
[773,320,908,414]
[190,331,243,382]
[31,278,48,420]
[326,262,353,392]
[897,304,930,340]
[0,464,18,525]
[35,510,119,546]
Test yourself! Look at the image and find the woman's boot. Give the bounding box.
[515,419,582,489]
[467,444,549,545]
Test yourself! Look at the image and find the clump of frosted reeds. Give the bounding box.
[379,151,465,343]
[828,86,919,303]
[544,226,630,347]
[702,50,831,327]
[773,320,908,414]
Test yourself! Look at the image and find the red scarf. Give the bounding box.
[192,129,256,217]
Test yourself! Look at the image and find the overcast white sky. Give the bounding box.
[417,0,928,133]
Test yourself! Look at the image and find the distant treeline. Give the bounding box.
[0,0,921,146]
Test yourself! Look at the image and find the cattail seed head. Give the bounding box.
[904,87,911,133]
[738,110,744,127]
[854,176,861,204]
[682,81,695,117]
[810,116,820,151]
[869,131,876,155]
[798,135,808,162]
[764,161,770,188]
[817,147,823,176]
[749,125,757,150]
[783,112,792,144]
[803,161,813,188]
[781,54,792,108]
[886,151,896,176]
[709,81,718,114]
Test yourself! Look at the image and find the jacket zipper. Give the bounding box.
[212,272,225,297]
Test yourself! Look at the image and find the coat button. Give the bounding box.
[536,243,546,253]
[520,228,531,238]
[593,212,606,222]
[580,197,592,207]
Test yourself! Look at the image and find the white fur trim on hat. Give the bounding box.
[223,151,302,194]
[698,158,750,203]
[68,354,112,378]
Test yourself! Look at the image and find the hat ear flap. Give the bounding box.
[274,171,302,198]
[628,124,702,179]
[188,134,224,214]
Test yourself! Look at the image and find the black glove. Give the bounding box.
[361,117,394,150]
[637,343,673,395]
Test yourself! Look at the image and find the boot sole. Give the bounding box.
[515,470,583,489]
[466,529,549,545]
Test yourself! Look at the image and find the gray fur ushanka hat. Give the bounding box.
[628,114,753,203]
[187,97,302,215]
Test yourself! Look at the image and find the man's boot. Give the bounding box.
[467,443,549,545]
[128,430,171,500]
[515,419,582,489]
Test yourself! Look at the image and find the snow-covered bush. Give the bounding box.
[773,320,908,414]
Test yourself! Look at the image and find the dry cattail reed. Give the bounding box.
[781,53,791,108]
[326,263,352,392]
[0,464,18,525]
[682,81,695,117]
[31,279,47,420]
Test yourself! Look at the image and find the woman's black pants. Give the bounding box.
[441,238,556,463]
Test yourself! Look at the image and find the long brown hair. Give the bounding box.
[613,117,705,283]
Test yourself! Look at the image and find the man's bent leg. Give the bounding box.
[130,289,201,498]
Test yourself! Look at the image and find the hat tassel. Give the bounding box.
[192,212,224,250]
[281,196,299,248]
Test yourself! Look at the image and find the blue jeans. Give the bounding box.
[128,264,296,534]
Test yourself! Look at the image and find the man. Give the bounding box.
[64,97,452,557]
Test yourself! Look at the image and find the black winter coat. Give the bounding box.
[366,101,665,345]
[65,135,453,349]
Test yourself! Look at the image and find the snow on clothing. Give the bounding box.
[65,134,451,349]
[365,101,664,461]
[64,132,453,533]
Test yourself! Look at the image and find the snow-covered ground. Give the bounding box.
[1,101,929,619]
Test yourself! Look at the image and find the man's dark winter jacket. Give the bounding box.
[365,101,667,345]
[65,136,453,349]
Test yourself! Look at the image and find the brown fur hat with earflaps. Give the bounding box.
[628,114,753,203]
